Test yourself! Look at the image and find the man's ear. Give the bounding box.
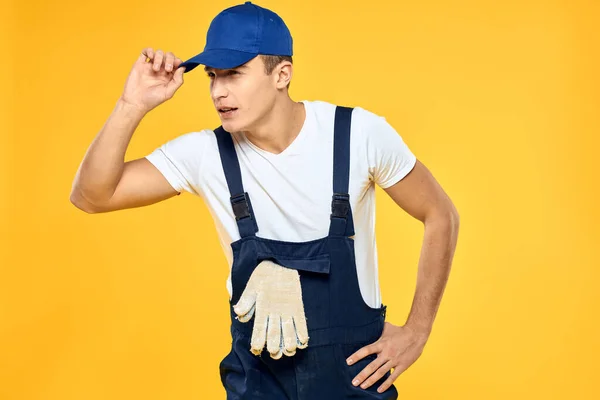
[275,62,293,89]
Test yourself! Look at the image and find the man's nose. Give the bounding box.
[210,78,228,100]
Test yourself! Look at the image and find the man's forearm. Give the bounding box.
[71,98,147,204]
[405,210,459,336]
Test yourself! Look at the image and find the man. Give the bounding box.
[70,2,459,398]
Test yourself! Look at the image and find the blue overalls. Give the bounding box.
[214,106,398,399]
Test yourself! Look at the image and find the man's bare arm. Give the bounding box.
[383,159,460,335]
[70,156,180,213]
[70,48,186,213]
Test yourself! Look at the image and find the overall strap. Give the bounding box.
[328,106,356,237]
[214,127,259,238]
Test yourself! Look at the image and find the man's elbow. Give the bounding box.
[69,189,99,214]
[448,203,460,226]
[441,205,460,237]
[426,202,459,227]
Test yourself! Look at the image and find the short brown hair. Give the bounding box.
[261,55,293,89]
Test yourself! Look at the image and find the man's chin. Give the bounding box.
[221,121,236,132]
[221,120,247,133]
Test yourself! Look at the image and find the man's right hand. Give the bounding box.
[120,47,186,114]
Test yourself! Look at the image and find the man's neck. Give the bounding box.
[241,97,306,155]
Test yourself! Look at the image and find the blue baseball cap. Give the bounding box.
[180,1,293,73]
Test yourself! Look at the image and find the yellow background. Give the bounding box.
[3,0,599,398]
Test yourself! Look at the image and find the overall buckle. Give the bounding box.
[230,192,251,221]
[331,193,350,219]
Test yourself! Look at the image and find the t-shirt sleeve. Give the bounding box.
[360,109,417,189]
[144,131,207,196]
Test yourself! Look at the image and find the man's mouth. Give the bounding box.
[218,107,238,115]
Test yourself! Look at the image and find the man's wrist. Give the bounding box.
[404,319,433,338]
[116,97,149,118]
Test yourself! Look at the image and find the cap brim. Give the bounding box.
[179,49,257,73]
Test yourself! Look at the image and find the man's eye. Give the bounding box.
[228,70,239,75]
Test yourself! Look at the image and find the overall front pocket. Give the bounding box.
[334,341,399,399]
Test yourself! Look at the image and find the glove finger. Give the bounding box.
[266,314,282,356]
[233,289,257,319]
[283,347,296,357]
[237,302,255,323]
[281,315,297,353]
[293,315,309,349]
[270,346,283,360]
[250,309,267,356]
[236,262,263,319]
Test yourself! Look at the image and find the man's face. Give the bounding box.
[205,56,277,133]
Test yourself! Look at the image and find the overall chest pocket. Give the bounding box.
[256,252,331,275]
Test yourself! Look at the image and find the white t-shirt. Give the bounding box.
[145,100,417,308]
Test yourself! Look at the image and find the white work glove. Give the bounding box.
[233,259,309,359]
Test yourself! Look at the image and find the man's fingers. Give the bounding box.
[140,47,155,63]
[138,48,182,74]
[377,366,403,394]
[356,359,392,390]
[172,66,185,85]
[346,342,381,365]
[153,49,164,71]
[164,52,175,72]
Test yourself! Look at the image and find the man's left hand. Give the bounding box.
[345,321,430,393]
